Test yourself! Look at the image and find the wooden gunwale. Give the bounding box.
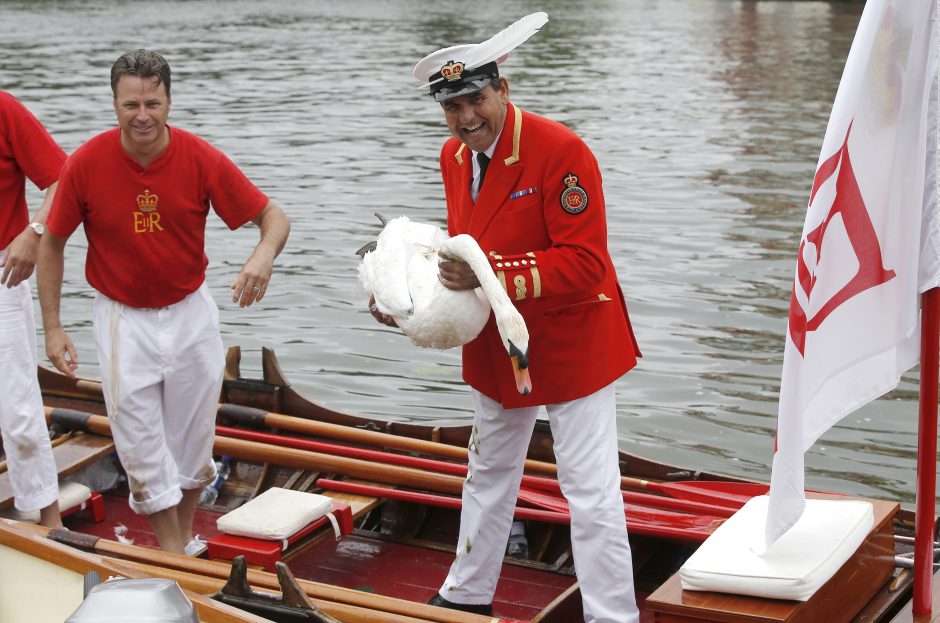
[13,522,491,623]
[0,519,270,623]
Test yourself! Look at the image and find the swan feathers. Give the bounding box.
[358,215,531,394]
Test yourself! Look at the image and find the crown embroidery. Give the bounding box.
[137,189,158,213]
[563,173,579,188]
[440,61,465,82]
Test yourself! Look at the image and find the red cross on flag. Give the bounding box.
[764,0,939,550]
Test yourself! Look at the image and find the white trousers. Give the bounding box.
[439,383,640,623]
[93,282,223,515]
[0,273,58,511]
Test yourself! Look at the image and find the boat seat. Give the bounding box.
[207,487,354,571]
[0,481,105,524]
[678,495,873,601]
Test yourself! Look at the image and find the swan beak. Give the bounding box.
[509,341,532,395]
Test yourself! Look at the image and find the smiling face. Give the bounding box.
[113,74,171,159]
[441,78,510,153]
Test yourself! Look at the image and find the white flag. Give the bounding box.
[764,0,939,549]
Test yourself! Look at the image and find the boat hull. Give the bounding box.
[24,346,924,623]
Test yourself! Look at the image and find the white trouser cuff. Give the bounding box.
[13,482,59,513]
[128,484,183,516]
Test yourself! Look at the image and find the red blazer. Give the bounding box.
[440,103,641,408]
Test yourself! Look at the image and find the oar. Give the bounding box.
[629,479,768,508]
[17,523,487,623]
[317,479,718,543]
[515,488,725,531]
[217,404,765,509]
[44,375,769,508]
[227,429,732,534]
[44,407,463,496]
[45,406,725,542]
[218,403,471,461]
[319,478,572,524]
[217,424,736,518]
[45,403,759,511]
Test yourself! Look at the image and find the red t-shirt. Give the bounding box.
[48,126,268,308]
[0,91,66,249]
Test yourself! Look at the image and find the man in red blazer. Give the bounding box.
[387,13,641,623]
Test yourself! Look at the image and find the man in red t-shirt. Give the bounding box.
[0,91,65,528]
[38,50,290,555]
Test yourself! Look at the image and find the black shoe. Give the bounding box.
[427,593,493,616]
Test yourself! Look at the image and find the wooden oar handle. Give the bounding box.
[50,401,664,496]
[217,405,677,495]
[43,406,111,436]
[213,436,465,496]
[217,403,562,476]
[45,406,466,497]
[76,379,104,396]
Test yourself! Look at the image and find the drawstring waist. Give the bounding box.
[107,299,122,420]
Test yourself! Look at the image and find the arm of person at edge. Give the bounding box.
[0,181,59,288]
[37,230,78,377]
[230,200,290,308]
[440,135,609,300]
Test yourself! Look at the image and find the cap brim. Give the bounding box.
[433,76,495,102]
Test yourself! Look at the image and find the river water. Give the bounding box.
[1,0,927,509]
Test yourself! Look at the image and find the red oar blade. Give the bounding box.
[651,480,768,509]
[517,488,727,531]
[321,479,717,543]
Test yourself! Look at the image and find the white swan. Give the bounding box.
[358,215,531,395]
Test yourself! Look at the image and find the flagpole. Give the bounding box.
[914,286,940,614]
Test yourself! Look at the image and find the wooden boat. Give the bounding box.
[9,346,927,622]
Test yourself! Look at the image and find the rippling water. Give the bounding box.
[2,0,927,508]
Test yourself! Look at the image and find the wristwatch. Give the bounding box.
[28,222,45,235]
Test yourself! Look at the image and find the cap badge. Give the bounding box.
[440,60,465,82]
[560,173,588,214]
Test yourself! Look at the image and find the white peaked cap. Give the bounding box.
[413,12,549,102]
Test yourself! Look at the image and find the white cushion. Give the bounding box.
[4,481,91,523]
[216,488,333,542]
[679,495,873,601]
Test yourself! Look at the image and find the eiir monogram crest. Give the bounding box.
[560,172,588,214]
[134,189,164,233]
